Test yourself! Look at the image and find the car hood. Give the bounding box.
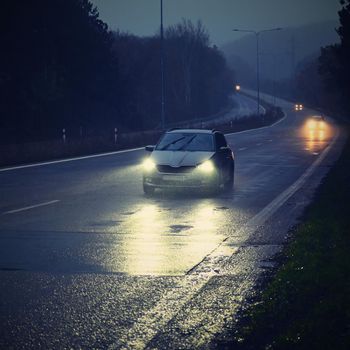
[150,150,214,167]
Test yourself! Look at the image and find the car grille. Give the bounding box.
[157,165,196,174]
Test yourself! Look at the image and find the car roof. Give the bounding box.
[166,128,218,134]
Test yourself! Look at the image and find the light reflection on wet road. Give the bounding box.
[0,97,342,349]
[113,201,229,275]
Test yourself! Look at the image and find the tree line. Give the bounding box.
[0,0,234,144]
[318,0,350,117]
[292,0,349,118]
[257,0,349,120]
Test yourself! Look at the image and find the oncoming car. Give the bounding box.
[307,115,326,130]
[295,103,303,111]
[142,129,235,195]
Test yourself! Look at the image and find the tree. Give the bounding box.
[0,0,117,142]
[111,20,234,129]
[165,20,209,109]
[0,7,235,142]
[319,0,350,116]
[164,19,234,122]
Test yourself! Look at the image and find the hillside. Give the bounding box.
[222,20,339,87]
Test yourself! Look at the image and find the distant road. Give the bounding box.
[0,94,345,349]
[167,92,261,128]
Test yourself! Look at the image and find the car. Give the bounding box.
[307,115,326,130]
[295,103,303,111]
[142,129,235,195]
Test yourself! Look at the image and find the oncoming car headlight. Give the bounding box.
[197,160,214,173]
[307,120,316,129]
[142,158,156,172]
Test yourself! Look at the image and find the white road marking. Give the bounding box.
[2,200,60,214]
[226,111,287,136]
[238,147,247,151]
[0,147,144,172]
[256,143,262,146]
[233,131,338,235]
[0,109,287,173]
[117,127,340,350]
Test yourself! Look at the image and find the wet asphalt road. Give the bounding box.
[0,96,344,349]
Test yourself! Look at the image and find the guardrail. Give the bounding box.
[0,95,282,168]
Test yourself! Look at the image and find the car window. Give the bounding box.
[156,133,214,151]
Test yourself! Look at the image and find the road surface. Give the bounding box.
[0,96,344,349]
[165,93,261,129]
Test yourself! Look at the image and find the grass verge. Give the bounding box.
[219,125,350,349]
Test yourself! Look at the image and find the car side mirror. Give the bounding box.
[145,145,155,152]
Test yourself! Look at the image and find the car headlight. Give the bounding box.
[197,160,214,173]
[308,120,316,129]
[142,158,156,172]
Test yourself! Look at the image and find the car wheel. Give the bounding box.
[209,171,223,194]
[143,183,155,195]
[224,165,234,190]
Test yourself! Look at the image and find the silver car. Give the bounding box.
[142,129,235,194]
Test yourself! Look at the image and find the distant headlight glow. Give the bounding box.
[197,160,214,173]
[308,120,316,129]
[142,158,156,171]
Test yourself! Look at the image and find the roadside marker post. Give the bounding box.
[114,127,118,145]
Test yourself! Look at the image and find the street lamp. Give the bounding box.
[232,28,282,117]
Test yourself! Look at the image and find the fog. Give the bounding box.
[91,0,340,46]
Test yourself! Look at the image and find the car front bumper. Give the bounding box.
[143,171,219,189]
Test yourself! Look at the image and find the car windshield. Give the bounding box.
[156,133,214,152]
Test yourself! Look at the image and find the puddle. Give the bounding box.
[169,224,193,233]
[214,206,229,211]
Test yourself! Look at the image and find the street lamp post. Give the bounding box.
[232,28,282,117]
[160,0,165,129]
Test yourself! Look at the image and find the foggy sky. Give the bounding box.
[91,0,341,46]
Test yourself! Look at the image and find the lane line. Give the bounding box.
[2,200,60,214]
[238,147,247,151]
[226,111,287,136]
[118,127,340,350]
[0,147,144,172]
[191,128,340,275]
[1,109,287,173]
[233,132,339,237]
